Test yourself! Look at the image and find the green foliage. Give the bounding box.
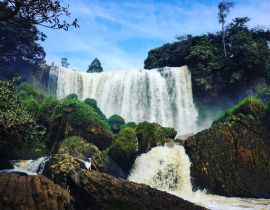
[52,97,110,131]
[84,98,108,128]
[162,127,177,139]
[64,93,78,100]
[109,128,137,163]
[213,97,266,123]
[254,85,270,103]
[17,82,45,102]
[144,17,270,99]
[120,122,137,130]
[38,96,59,125]
[135,121,167,152]
[108,115,126,134]
[0,79,46,158]
[0,13,46,81]
[87,58,103,73]
[60,136,99,156]
[84,98,97,107]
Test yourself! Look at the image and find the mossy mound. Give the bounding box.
[214,97,266,124]
[120,122,137,130]
[46,97,112,151]
[135,121,173,153]
[108,114,126,134]
[109,128,138,173]
[59,136,99,157]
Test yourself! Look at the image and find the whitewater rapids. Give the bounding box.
[128,145,270,210]
[50,66,198,135]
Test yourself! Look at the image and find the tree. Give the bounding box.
[218,1,234,57]
[0,15,46,80]
[0,0,78,30]
[61,58,70,68]
[87,58,103,73]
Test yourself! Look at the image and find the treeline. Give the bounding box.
[144,17,270,99]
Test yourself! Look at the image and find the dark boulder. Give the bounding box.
[0,173,73,210]
[0,160,13,170]
[67,169,206,210]
[184,98,270,198]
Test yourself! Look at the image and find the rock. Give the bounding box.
[0,173,73,210]
[45,98,113,153]
[184,98,270,198]
[67,169,206,210]
[91,151,127,179]
[135,121,175,153]
[108,127,138,173]
[0,160,13,170]
[59,136,100,158]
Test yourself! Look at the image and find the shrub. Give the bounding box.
[17,82,44,103]
[0,79,46,158]
[120,122,137,130]
[38,96,59,125]
[84,98,97,107]
[52,97,110,131]
[108,115,126,134]
[64,93,78,100]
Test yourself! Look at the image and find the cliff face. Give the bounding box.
[184,98,270,198]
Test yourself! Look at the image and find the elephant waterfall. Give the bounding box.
[128,145,270,210]
[49,66,198,136]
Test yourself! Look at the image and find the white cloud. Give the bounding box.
[41,0,270,71]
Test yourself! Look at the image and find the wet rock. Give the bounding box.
[91,151,127,179]
[0,173,73,210]
[0,160,13,170]
[184,99,270,198]
[68,169,206,210]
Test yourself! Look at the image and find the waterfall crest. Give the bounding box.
[50,66,198,135]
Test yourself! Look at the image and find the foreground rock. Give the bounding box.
[184,98,270,198]
[68,169,206,210]
[0,173,73,210]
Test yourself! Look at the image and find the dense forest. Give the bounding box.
[145,17,270,108]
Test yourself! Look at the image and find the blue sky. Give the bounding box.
[40,0,270,71]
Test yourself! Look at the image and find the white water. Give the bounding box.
[128,145,270,210]
[0,157,50,175]
[50,66,198,135]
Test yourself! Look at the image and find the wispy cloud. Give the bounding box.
[40,0,270,71]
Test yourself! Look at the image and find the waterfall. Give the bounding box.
[0,157,50,175]
[128,145,270,210]
[50,66,198,135]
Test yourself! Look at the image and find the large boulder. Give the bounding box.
[0,173,73,210]
[135,121,177,153]
[184,98,270,198]
[108,127,138,173]
[67,169,206,210]
[45,98,112,152]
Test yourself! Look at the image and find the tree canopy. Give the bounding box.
[87,58,103,73]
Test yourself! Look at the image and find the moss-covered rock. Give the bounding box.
[120,122,137,130]
[184,98,270,198]
[45,98,112,152]
[135,121,169,153]
[59,136,99,157]
[108,128,138,173]
[108,114,125,134]
[64,93,78,100]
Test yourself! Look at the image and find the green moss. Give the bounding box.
[84,98,109,128]
[59,136,99,156]
[64,93,78,100]
[162,127,177,139]
[135,121,168,152]
[109,128,137,161]
[213,97,266,124]
[84,98,97,107]
[120,122,137,130]
[52,98,110,131]
[108,115,126,134]
[38,96,59,124]
[22,97,40,116]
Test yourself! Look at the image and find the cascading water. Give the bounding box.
[0,157,50,175]
[50,66,198,135]
[128,145,270,210]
